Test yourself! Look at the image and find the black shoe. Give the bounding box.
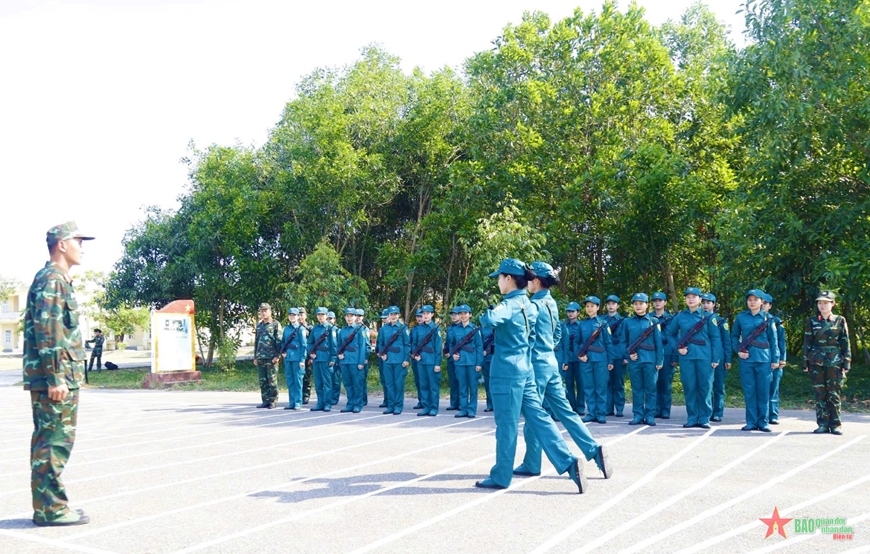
[484,407,493,412]
[661,415,670,419]
[475,479,506,490]
[830,427,843,435]
[446,406,459,411]
[697,423,711,429]
[568,458,587,494]
[813,425,829,434]
[302,399,310,405]
[379,403,388,408]
[769,420,780,425]
[629,418,643,425]
[710,416,722,422]
[413,403,424,410]
[33,511,90,527]
[683,423,694,428]
[256,402,268,408]
[383,409,394,414]
[265,403,276,409]
[615,412,624,418]
[759,427,772,433]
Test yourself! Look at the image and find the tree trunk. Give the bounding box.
[444,234,457,318]
[665,263,678,312]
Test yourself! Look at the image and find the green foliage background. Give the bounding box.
[105,0,870,368]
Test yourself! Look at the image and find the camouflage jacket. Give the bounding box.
[86,334,104,353]
[254,320,282,360]
[22,262,86,391]
[802,314,851,370]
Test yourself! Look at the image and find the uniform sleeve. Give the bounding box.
[765,320,778,363]
[602,322,614,361]
[473,327,484,366]
[434,330,443,366]
[32,278,71,387]
[730,315,743,353]
[720,319,732,364]
[708,317,723,364]
[801,317,814,366]
[839,318,852,370]
[666,314,680,341]
[552,304,563,347]
[300,327,309,360]
[401,326,410,360]
[376,326,385,353]
[280,326,290,353]
[654,321,664,367]
[481,300,512,328]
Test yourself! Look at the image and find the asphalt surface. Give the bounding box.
[0,376,868,553]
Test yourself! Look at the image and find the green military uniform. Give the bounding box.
[85,331,104,371]
[23,221,94,526]
[255,303,282,408]
[802,291,851,434]
[299,308,313,404]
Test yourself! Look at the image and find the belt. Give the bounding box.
[688,338,706,346]
[588,346,604,353]
[637,343,655,351]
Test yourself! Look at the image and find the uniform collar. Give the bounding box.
[47,261,72,284]
[503,289,527,299]
[531,290,550,300]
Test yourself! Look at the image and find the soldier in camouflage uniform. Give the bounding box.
[24,221,94,526]
[85,328,104,372]
[802,291,851,435]
[253,303,282,409]
[298,307,313,404]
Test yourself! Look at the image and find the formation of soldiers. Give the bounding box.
[250,286,851,434]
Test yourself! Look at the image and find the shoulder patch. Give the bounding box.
[712,319,719,327]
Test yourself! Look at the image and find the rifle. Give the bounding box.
[482,332,494,356]
[451,327,479,357]
[577,324,604,359]
[626,320,656,356]
[280,325,301,353]
[676,314,714,350]
[309,327,330,355]
[737,317,770,353]
[378,324,405,357]
[412,324,439,358]
[336,326,362,357]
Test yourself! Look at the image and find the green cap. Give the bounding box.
[46,221,94,245]
[258,303,271,311]
[816,291,836,302]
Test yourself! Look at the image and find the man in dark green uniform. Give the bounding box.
[253,303,281,409]
[85,328,104,372]
[802,291,851,435]
[24,221,94,526]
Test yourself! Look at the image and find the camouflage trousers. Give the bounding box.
[302,360,312,402]
[809,364,845,428]
[257,360,278,404]
[30,389,79,523]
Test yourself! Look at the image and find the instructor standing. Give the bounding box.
[24,221,94,526]
[803,291,851,435]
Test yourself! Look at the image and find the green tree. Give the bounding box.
[281,238,370,314]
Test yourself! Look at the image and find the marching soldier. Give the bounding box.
[449,304,483,418]
[85,329,104,372]
[603,295,627,417]
[377,306,410,414]
[802,291,851,435]
[280,308,308,410]
[665,287,722,429]
[254,303,282,409]
[762,294,787,424]
[577,296,614,424]
[702,293,732,422]
[651,292,676,419]
[731,289,779,432]
[560,301,585,415]
[622,293,663,425]
[308,307,336,411]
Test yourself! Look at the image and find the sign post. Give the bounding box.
[144,300,202,387]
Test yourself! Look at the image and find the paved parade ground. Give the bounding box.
[0,373,869,553]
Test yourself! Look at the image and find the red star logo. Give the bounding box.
[759,507,793,539]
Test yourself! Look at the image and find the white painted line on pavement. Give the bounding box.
[528,429,715,554]
[675,468,870,554]
[575,431,790,554]
[65,421,489,542]
[350,426,650,554]
[625,434,866,554]
[0,411,347,476]
[0,413,389,497]
[0,529,118,554]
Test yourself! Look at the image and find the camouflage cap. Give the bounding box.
[297,307,307,314]
[46,221,95,245]
[258,303,271,311]
[816,290,836,302]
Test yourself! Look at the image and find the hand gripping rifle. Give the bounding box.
[676,314,713,350]
[737,317,771,353]
[412,325,439,358]
[310,327,330,354]
[336,326,362,357]
[378,324,405,357]
[482,332,494,356]
[577,325,604,359]
[451,327,479,357]
[626,320,656,356]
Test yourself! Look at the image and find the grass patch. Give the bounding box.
[83,359,869,413]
